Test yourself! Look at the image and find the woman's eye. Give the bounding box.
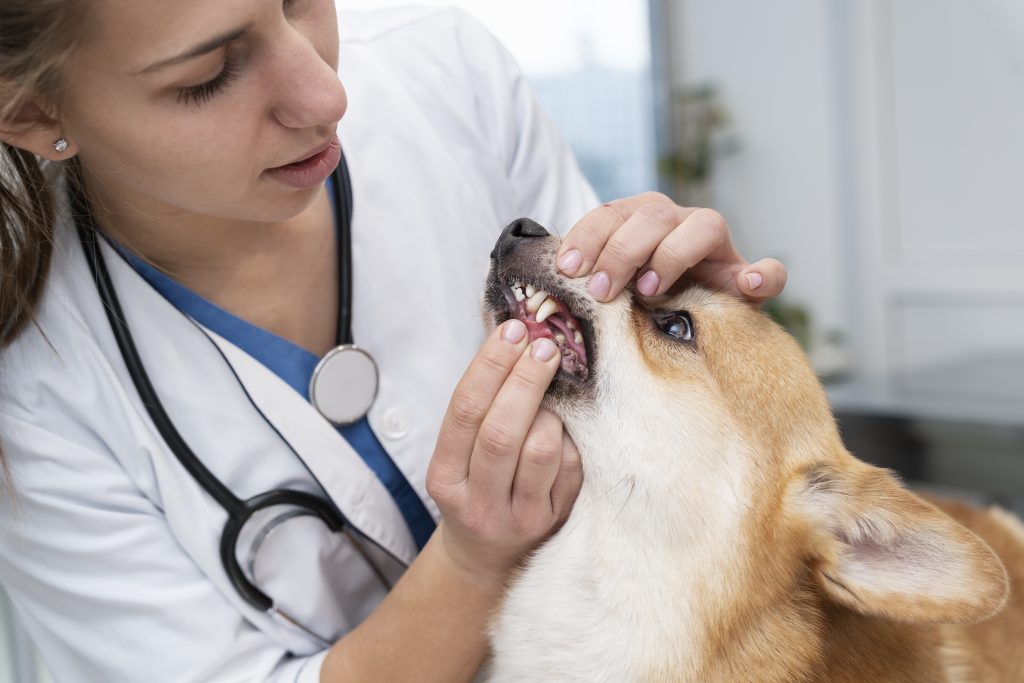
[655,312,694,342]
[176,55,242,106]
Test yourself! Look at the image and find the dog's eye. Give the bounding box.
[655,311,694,342]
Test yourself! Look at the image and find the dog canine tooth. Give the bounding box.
[526,290,548,314]
[536,298,559,323]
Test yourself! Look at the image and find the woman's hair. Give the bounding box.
[1,0,91,488]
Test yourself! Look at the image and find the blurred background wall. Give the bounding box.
[335,0,1024,509]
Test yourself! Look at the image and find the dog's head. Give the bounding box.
[485,218,1008,633]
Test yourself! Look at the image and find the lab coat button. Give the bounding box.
[381,408,410,439]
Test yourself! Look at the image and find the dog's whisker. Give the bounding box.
[610,476,637,528]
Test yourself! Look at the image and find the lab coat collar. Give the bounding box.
[90,232,420,567]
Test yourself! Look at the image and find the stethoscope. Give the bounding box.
[72,156,398,647]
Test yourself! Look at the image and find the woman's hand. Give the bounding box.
[555,192,787,304]
[426,320,583,582]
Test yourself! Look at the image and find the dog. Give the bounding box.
[481,218,1023,682]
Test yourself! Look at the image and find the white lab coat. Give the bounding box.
[0,6,598,682]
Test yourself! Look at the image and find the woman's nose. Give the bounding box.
[268,35,348,130]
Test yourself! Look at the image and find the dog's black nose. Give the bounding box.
[490,217,552,260]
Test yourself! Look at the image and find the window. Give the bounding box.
[339,1,657,201]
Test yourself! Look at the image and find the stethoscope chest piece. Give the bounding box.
[309,344,379,425]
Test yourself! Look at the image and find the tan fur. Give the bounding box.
[485,236,1021,682]
[925,500,1024,681]
[646,287,1017,681]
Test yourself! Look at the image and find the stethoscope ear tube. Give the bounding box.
[74,209,274,611]
[71,161,399,640]
[331,149,354,346]
[72,186,354,615]
[73,195,249,520]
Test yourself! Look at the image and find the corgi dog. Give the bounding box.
[481,218,1022,682]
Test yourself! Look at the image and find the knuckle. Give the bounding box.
[508,367,546,394]
[477,347,514,376]
[640,190,673,205]
[691,207,728,236]
[637,199,680,228]
[601,237,643,269]
[561,447,582,471]
[599,201,630,224]
[425,477,444,503]
[448,394,484,432]
[522,438,562,470]
[477,422,518,457]
[654,239,698,270]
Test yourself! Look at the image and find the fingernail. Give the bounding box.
[745,272,764,290]
[531,338,558,361]
[502,319,526,343]
[558,249,583,275]
[587,271,611,300]
[636,270,660,296]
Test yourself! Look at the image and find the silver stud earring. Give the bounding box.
[53,138,69,153]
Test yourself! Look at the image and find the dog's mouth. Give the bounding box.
[497,280,590,382]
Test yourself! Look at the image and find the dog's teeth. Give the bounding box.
[574,330,583,345]
[526,290,548,314]
[525,284,537,297]
[513,281,522,290]
[566,319,576,330]
[554,332,566,344]
[536,298,558,323]
[513,287,526,302]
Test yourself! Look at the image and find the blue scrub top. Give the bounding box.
[111,176,436,551]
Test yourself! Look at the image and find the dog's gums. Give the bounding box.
[499,280,589,380]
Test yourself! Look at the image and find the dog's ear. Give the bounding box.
[788,460,1009,624]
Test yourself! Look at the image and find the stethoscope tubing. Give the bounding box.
[71,158,392,623]
[330,151,354,345]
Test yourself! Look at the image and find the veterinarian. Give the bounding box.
[0,1,786,680]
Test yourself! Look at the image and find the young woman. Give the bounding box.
[0,1,785,680]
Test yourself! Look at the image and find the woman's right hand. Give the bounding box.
[425,319,583,581]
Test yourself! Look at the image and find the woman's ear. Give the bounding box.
[0,96,77,161]
[787,460,1009,624]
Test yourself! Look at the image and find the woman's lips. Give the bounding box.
[264,135,341,189]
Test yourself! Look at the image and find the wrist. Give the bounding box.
[430,523,512,593]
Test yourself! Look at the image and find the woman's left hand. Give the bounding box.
[555,192,787,304]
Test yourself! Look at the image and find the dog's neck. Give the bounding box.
[552,383,770,677]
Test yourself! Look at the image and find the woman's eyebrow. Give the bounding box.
[136,23,253,75]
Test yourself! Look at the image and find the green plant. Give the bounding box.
[658,82,740,205]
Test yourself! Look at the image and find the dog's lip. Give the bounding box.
[491,275,594,383]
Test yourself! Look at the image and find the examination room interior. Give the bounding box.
[3,1,1022,680]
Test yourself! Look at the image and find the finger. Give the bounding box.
[556,192,687,279]
[585,200,687,302]
[467,338,561,505]
[554,204,625,279]
[511,409,564,518]
[737,257,787,302]
[634,208,736,297]
[429,319,529,489]
[549,429,583,527]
